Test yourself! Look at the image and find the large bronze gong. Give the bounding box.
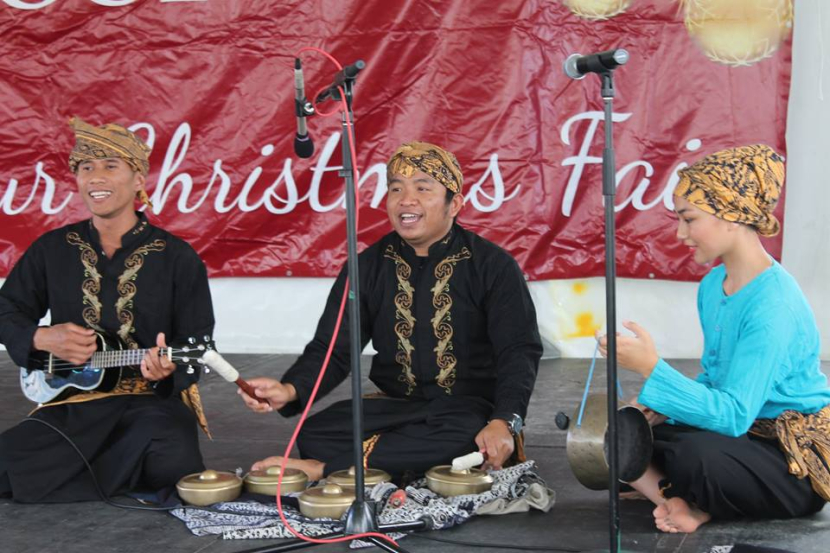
[566,393,653,490]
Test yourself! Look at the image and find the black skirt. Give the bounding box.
[297,394,494,483]
[652,423,826,520]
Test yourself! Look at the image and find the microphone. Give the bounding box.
[294,58,315,159]
[564,49,629,80]
[314,60,366,104]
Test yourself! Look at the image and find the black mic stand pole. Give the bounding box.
[235,65,426,553]
[600,70,621,553]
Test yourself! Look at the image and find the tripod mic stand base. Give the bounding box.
[230,507,430,553]
[344,499,378,534]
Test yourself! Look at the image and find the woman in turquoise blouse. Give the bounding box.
[600,145,830,533]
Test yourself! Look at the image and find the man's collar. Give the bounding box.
[395,224,457,261]
[87,212,150,251]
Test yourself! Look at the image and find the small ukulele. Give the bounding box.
[19,332,212,404]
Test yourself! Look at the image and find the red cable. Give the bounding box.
[269,48,398,549]
[296,46,342,118]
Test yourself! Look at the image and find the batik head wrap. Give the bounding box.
[68,117,153,207]
[674,144,784,237]
[387,141,463,194]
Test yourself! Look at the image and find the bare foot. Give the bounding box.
[251,456,325,481]
[653,497,711,533]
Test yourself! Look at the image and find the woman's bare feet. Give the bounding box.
[251,456,325,481]
[653,497,711,533]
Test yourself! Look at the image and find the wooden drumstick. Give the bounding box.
[202,350,269,404]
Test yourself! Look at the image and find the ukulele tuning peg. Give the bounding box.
[188,337,196,345]
[186,366,195,375]
[197,358,206,365]
[197,344,205,351]
[204,367,211,374]
[181,346,191,353]
[182,356,191,363]
[202,335,211,343]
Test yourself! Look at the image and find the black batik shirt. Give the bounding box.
[0,213,215,397]
[280,223,542,421]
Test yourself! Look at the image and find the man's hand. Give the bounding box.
[33,323,97,366]
[598,320,659,378]
[239,378,297,413]
[141,332,176,381]
[475,419,515,470]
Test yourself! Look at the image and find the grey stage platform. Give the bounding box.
[1,355,828,553]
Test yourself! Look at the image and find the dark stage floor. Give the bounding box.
[1,355,829,553]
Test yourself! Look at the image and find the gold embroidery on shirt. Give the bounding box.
[58,233,210,433]
[362,434,381,468]
[431,248,472,393]
[384,245,417,394]
[131,220,148,236]
[181,383,212,438]
[116,239,166,347]
[66,232,104,332]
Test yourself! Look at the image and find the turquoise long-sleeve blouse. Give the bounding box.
[639,260,830,437]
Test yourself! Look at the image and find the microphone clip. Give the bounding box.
[296,98,315,119]
[315,60,366,104]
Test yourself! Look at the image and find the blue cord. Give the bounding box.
[576,342,599,427]
[577,341,625,427]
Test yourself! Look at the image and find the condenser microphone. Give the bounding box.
[294,58,315,158]
[564,49,629,80]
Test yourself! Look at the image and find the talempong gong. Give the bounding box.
[176,469,243,506]
[298,483,356,519]
[244,466,308,495]
[425,465,493,497]
[566,393,653,490]
[327,465,391,489]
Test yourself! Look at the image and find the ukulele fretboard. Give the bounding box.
[86,348,157,370]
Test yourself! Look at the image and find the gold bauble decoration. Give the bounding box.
[682,0,793,66]
[563,0,631,20]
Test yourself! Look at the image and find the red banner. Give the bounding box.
[0,0,792,281]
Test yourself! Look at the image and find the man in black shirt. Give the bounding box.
[0,118,215,502]
[239,141,541,482]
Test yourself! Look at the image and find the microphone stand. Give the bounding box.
[600,70,621,553]
[235,64,426,553]
[564,49,629,553]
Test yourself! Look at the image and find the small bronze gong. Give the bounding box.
[176,469,242,506]
[425,466,493,497]
[327,466,391,489]
[566,393,654,490]
[244,466,309,495]
[298,483,356,519]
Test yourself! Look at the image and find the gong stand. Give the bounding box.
[235,63,426,553]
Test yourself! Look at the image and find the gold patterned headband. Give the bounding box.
[387,141,463,194]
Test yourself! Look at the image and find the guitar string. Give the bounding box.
[42,357,201,371]
[44,349,204,371]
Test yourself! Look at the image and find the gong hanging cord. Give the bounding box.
[576,342,624,427]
